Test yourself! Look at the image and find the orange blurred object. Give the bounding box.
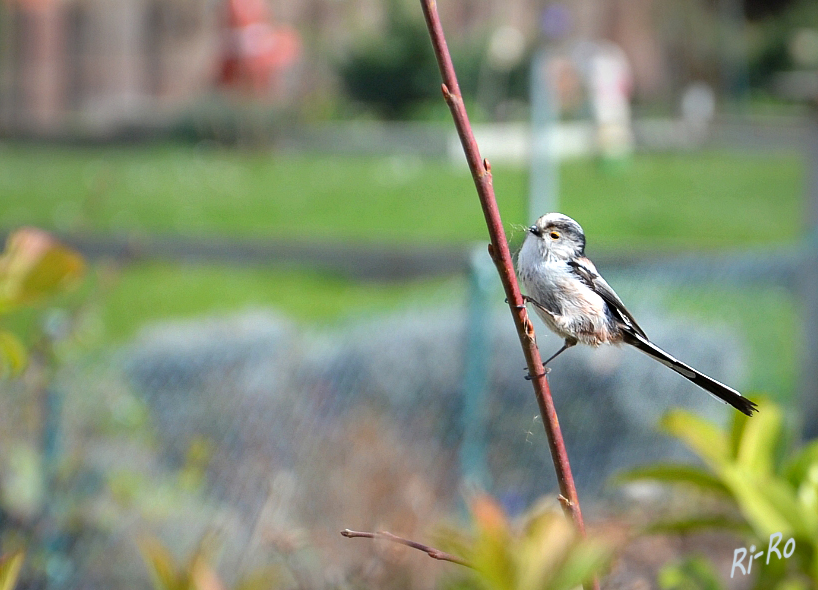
[217,0,301,99]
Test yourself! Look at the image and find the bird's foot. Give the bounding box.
[504,297,526,310]
[524,367,550,380]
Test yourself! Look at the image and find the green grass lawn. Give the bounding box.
[561,150,804,251]
[97,262,464,341]
[0,144,805,248]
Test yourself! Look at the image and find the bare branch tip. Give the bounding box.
[483,158,491,172]
[341,529,372,539]
[340,527,470,567]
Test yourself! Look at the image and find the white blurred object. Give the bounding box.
[448,122,596,165]
[487,25,526,72]
[585,42,634,160]
[790,28,818,69]
[681,82,716,124]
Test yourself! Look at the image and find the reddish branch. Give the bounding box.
[340,4,595,588]
[341,529,472,567]
[416,3,597,588]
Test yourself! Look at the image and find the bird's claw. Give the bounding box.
[505,297,526,310]
[524,369,549,381]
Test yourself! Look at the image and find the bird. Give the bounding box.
[515,212,757,416]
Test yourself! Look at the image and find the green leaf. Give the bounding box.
[614,464,731,496]
[0,228,85,312]
[0,551,24,590]
[470,495,516,590]
[719,466,806,538]
[234,566,284,590]
[440,495,609,590]
[139,537,183,590]
[658,555,726,590]
[473,526,516,590]
[516,511,575,590]
[728,407,751,460]
[660,411,729,468]
[0,331,27,376]
[547,541,610,590]
[754,477,818,538]
[783,440,818,488]
[735,401,783,478]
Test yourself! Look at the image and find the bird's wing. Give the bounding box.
[568,257,648,339]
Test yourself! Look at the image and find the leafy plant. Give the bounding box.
[0,227,85,375]
[618,399,818,588]
[139,535,286,590]
[0,229,83,589]
[439,494,609,590]
[0,551,24,590]
[657,555,727,590]
[338,0,439,119]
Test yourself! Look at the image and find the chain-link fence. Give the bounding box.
[0,258,780,589]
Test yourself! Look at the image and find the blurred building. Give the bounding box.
[0,0,802,136]
[0,0,214,134]
[0,0,302,136]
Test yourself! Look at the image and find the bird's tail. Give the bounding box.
[622,331,758,416]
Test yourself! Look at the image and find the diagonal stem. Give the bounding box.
[341,529,472,567]
[417,4,597,589]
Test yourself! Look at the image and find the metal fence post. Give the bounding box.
[801,118,818,439]
[459,246,497,490]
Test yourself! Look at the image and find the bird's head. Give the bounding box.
[526,213,586,260]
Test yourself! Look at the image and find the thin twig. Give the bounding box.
[341,529,472,568]
[416,3,598,590]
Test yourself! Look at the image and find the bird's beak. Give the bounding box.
[529,225,541,237]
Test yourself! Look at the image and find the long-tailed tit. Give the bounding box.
[516,212,757,416]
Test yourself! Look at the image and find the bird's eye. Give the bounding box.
[549,231,560,240]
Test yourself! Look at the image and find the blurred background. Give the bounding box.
[0,0,817,587]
